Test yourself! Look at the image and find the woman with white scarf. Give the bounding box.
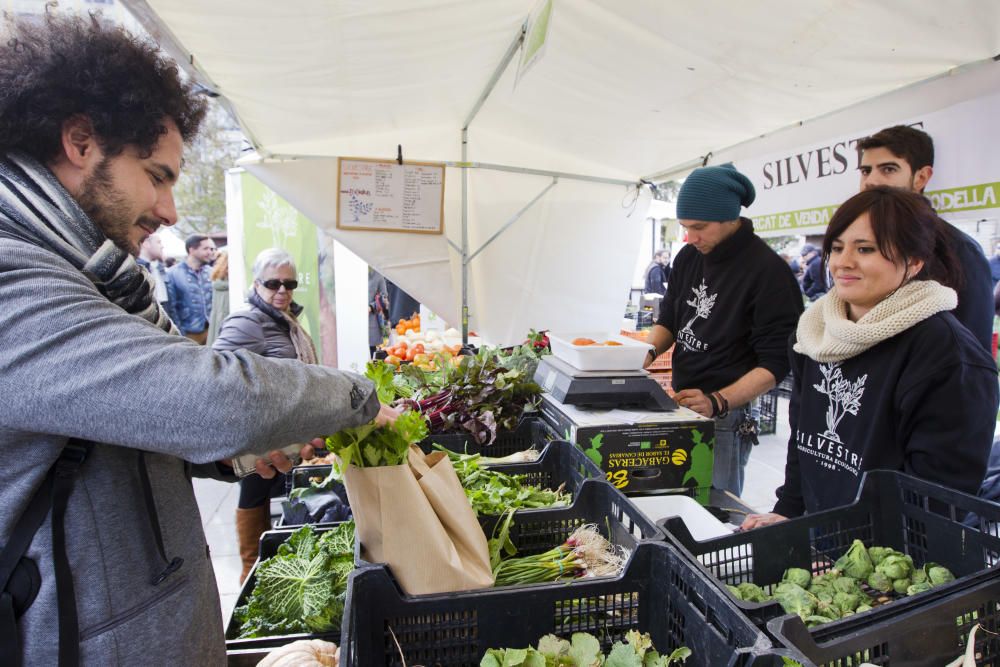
[744,187,998,530]
[213,248,319,579]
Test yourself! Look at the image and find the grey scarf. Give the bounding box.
[0,151,176,333]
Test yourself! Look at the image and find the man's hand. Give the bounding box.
[673,388,714,417]
[374,403,401,427]
[740,512,788,531]
[253,442,317,479]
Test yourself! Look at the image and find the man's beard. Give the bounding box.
[77,158,142,256]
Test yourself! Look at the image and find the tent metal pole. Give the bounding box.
[461,127,470,344]
[462,23,527,131]
[459,22,527,345]
[449,161,635,187]
[467,177,558,263]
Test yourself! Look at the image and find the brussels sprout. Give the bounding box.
[927,565,955,586]
[906,582,933,596]
[774,583,818,620]
[817,599,842,620]
[810,572,836,586]
[832,577,861,595]
[856,604,872,613]
[736,582,770,603]
[892,578,911,595]
[866,546,893,566]
[834,591,863,614]
[867,571,892,593]
[804,615,836,628]
[726,584,743,600]
[810,582,835,602]
[834,540,875,580]
[782,568,812,589]
[876,555,912,581]
[910,568,928,585]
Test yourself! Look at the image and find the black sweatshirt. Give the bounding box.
[656,218,804,393]
[946,223,994,353]
[774,311,999,517]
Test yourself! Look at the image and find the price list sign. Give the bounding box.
[336,157,445,234]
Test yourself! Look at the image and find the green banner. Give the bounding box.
[754,180,1000,235]
[927,181,1000,214]
[240,172,322,357]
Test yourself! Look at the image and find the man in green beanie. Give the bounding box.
[643,164,803,496]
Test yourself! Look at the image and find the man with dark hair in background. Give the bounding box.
[0,12,391,665]
[858,124,993,351]
[167,232,216,342]
[643,248,669,295]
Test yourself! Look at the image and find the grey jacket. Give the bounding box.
[213,291,298,359]
[0,237,379,666]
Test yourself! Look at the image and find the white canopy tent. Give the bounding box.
[124,0,1000,344]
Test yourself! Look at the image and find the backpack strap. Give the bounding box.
[0,440,91,667]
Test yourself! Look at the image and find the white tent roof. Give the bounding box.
[127,0,1000,342]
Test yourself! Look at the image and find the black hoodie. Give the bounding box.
[774,311,998,517]
[656,218,803,393]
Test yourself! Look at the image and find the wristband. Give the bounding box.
[713,391,730,418]
[707,392,720,417]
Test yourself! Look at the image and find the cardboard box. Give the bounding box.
[540,394,715,500]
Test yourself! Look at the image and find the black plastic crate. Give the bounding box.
[225,523,356,652]
[418,413,551,457]
[356,478,664,580]
[662,470,1000,644]
[280,440,602,528]
[441,438,603,506]
[341,541,776,667]
[757,389,779,436]
[768,571,1000,666]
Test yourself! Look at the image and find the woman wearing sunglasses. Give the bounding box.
[213,247,321,581]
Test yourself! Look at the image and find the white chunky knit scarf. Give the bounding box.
[794,280,957,363]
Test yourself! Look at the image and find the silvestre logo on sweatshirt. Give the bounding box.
[794,363,868,476]
[677,279,717,352]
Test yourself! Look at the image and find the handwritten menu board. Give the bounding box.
[336,157,445,234]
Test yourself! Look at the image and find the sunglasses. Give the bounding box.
[259,279,298,291]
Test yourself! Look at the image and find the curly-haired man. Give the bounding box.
[0,13,391,665]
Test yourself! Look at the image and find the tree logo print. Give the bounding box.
[812,363,867,444]
[349,193,373,223]
[680,279,718,336]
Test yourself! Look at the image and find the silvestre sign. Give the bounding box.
[732,92,1000,236]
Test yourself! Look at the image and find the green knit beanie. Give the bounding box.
[676,164,756,221]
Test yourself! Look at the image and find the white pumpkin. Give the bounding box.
[256,639,339,667]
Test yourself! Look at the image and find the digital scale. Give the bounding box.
[533,355,677,412]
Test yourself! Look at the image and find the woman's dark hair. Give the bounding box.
[822,186,963,290]
[0,11,207,162]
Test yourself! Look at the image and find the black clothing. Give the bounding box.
[802,255,828,301]
[946,224,994,353]
[774,312,998,517]
[655,218,803,392]
[386,279,420,325]
[644,263,667,295]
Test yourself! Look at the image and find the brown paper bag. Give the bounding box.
[343,444,494,595]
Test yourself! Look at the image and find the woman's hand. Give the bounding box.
[740,512,788,531]
[673,389,714,417]
[375,403,401,427]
